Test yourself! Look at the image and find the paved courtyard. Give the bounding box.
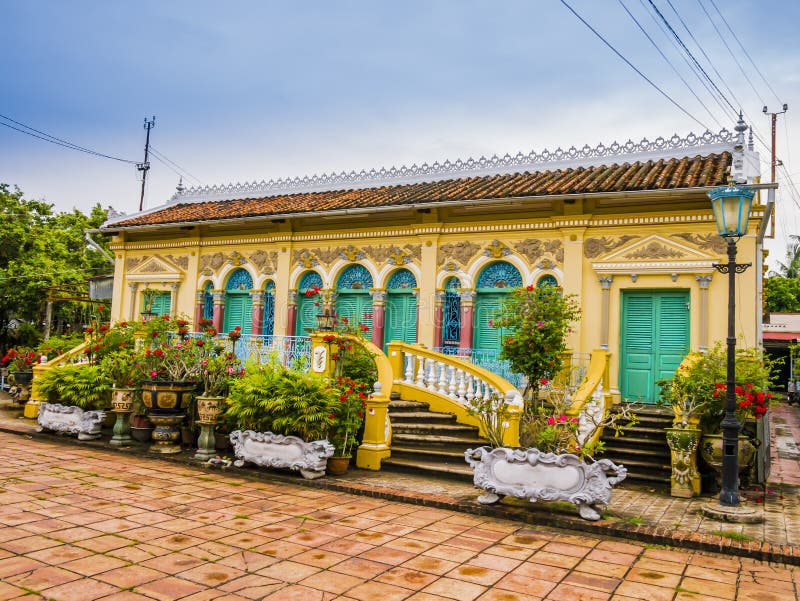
[0,434,797,601]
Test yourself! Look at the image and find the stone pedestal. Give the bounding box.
[149,414,184,454]
[666,427,701,498]
[110,410,132,446]
[195,423,217,461]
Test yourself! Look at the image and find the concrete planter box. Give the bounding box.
[230,430,334,479]
[465,446,627,521]
[37,403,106,441]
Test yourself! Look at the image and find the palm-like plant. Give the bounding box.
[776,235,800,279]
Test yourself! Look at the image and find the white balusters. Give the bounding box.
[416,356,426,387]
[403,353,414,383]
[436,362,448,395]
[426,358,437,391]
[456,369,466,403]
[465,374,475,402]
[448,366,457,399]
[474,379,484,402]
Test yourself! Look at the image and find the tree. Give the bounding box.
[777,235,800,279]
[764,276,800,313]
[0,183,111,351]
[492,284,581,401]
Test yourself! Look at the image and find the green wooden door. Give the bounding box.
[149,292,171,317]
[224,293,253,336]
[335,292,373,338]
[295,295,318,335]
[620,290,690,403]
[385,292,417,348]
[473,292,506,352]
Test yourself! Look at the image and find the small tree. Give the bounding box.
[492,284,580,401]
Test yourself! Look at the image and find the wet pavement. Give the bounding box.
[0,433,798,600]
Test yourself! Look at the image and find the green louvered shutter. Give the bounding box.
[385,292,417,348]
[473,293,505,353]
[296,295,318,335]
[224,294,252,336]
[621,291,689,403]
[150,292,171,317]
[335,293,372,339]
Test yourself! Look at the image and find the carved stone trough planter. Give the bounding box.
[37,403,106,441]
[230,430,335,479]
[465,446,627,521]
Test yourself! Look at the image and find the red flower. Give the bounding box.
[328,413,335,420]
[526,285,534,291]
[97,304,105,311]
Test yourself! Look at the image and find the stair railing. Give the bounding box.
[31,340,91,402]
[565,349,612,449]
[386,342,523,447]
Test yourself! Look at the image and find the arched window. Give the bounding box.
[263,281,276,337]
[385,269,418,348]
[296,271,323,335]
[442,277,461,349]
[202,282,213,321]
[537,274,559,288]
[474,262,522,352]
[224,269,254,335]
[337,264,373,290]
[335,265,374,336]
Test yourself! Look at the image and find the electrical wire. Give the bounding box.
[707,0,783,106]
[692,0,766,107]
[617,0,723,129]
[0,114,137,164]
[558,0,711,131]
[149,146,203,185]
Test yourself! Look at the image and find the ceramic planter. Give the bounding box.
[327,455,352,475]
[11,371,33,386]
[700,433,755,489]
[141,380,195,415]
[195,396,224,461]
[37,403,106,441]
[111,388,136,412]
[230,430,335,479]
[196,396,223,423]
[665,427,701,498]
[465,446,627,521]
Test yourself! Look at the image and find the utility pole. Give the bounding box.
[137,116,156,211]
[763,104,788,239]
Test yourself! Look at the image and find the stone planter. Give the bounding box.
[195,396,224,462]
[230,430,335,479]
[327,455,352,475]
[141,380,194,414]
[131,425,153,443]
[37,403,106,441]
[665,427,701,498]
[196,396,223,423]
[111,388,136,412]
[11,370,33,386]
[700,433,755,489]
[464,446,627,521]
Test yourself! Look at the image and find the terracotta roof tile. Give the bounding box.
[108,152,731,228]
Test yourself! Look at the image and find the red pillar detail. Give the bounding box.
[371,303,385,348]
[459,305,473,352]
[433,304,443,348]
[213,303,224,333]
[252,307,263,336]
[193,302,204,332]
[287,306,297,336]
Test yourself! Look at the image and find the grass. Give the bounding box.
[234,514,249,520]
[708,529,753,542]
[623,516,644,525]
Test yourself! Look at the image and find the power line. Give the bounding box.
[645,0,737,117]
[0,114,137,164]
[707,0,783,106]
[692,0,766,107]
[558,0,711,131]
[149,146,203,185]
[617,0,723,129]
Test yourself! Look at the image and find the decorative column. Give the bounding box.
[696,275,712,352]
[169,283,179,318]
[251,290,265,336]
[459,289,476,352]
[128,283,139,321]
[194,290,205,331]
[370,289,386,348]
[286,290,298,336]
[433,290,445,348]
[599,276,613,350]
[212,290,225,333]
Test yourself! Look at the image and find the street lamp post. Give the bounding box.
[708,185,755,507]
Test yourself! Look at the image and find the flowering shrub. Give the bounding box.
[465,393,510,449]
[712,383,771,421]
[329,376,368,457]
[228,325,242,342]
[1,348,36,372]
[492,284,580,401]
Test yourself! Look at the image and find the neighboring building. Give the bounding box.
[100,121,765,404]
[763,313,800,391]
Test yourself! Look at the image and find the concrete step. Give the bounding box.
[391,432,487,448]
[391,424,480,438]
[381,456,475,479]
[388,411,457,422]
[388,400,430,412]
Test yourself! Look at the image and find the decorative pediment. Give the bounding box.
[592,235,716,276]
[127,255,184,282]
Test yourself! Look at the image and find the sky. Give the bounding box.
[2,0,799,270]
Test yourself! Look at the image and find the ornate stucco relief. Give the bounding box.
[515,238,564,264]
[164,254,189,270]
[583,236,639,259]
[623,242,685,260]
[437,241,482,268]
[671,232,727,255]
[126,256,149,270]
[199,251,245,275]
[137,259,169,273]
[248,250,279,274]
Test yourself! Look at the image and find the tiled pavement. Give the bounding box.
[0,434,798,601]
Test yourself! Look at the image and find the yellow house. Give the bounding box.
[100,119,766,406]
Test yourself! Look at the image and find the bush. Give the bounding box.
[36,364,112,410]
[36,334,84,361]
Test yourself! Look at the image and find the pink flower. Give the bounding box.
[150,370,158,377]
[546,417,556,425]
[540,378,549,386]
[488,320,494,327]
[571,417,579,423]
[536,321,544,328]
[558,414,567,422]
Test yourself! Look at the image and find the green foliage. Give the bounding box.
[764,277,800,313]
[465,393,509,448]
[492,285,580,400]
[658,342,777,433]
[226,364,337,441]
[329,376,368,456]
[0,184,111,352]
[36,334,84,361]
[776,234,800,279]
[99,351,141,389]
[36,364,112,410]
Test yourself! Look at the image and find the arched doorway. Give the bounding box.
[384,269,417,348]
[442,276,461,349]
[202,282,214,321]
[262,280,276,337]
[335,265,373,337]
[473,261,522,353]
[296,271,323,335]
[223,269,253,336]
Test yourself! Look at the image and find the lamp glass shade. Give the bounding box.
[315,311,335,331]
[708,186,755,238]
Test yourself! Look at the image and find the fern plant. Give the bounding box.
[36,364,112,410]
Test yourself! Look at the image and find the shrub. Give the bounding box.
[36,364,112,410]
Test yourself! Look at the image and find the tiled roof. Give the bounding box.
[108,152,731,229]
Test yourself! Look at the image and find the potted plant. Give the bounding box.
[100,351,142,446]
[2,347,37,386]
[140,288,160,322]
[327,376,368,474]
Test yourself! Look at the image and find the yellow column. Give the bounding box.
[561,228,585,351]
[273,246,292,336]
[418,236,439,347]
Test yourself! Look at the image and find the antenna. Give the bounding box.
[137,116,156,211]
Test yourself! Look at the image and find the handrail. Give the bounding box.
[565,349,611,450]
[386,342,523,446]
[31,340,91,401]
